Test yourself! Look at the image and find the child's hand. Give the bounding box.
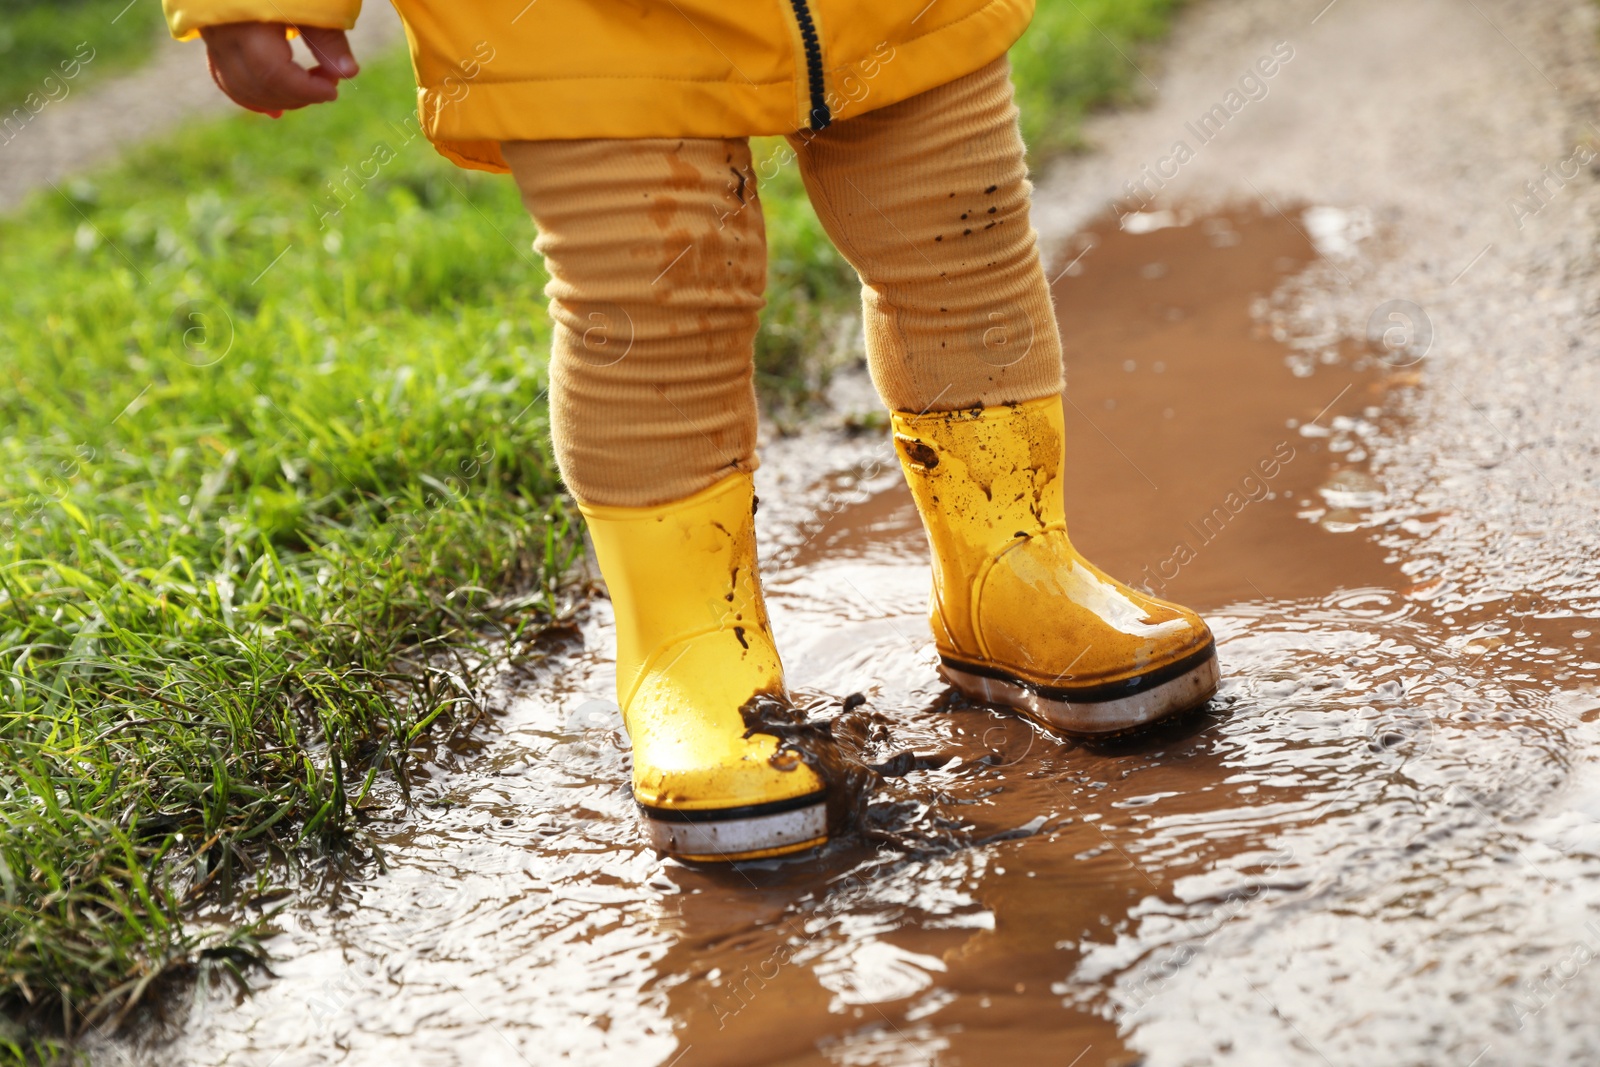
[199,22,359,118]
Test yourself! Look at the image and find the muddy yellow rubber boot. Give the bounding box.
[891,397,1219,735]
[578,472,828,861]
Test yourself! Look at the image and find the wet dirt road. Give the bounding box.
[98,0,1600,1064]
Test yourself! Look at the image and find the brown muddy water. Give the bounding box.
[101,209,1600,1067]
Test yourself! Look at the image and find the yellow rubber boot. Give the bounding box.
[891,397,1219,735]
[578,472,828,861]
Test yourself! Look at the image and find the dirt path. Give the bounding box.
[1030,0,1600,614]
[0,6,403,214]
[1022,0,1600,1060]
[83,1,1600,1065]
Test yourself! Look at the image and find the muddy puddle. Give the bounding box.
[97,209,1600,1067]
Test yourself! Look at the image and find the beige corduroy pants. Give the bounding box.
[502,57,1064,508]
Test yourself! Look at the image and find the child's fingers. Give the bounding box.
[298,27,358,79]
[252,57,341,108]
[200,21,344,113]
[213,59,336,111]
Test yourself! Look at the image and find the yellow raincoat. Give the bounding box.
[164,0,1034,173]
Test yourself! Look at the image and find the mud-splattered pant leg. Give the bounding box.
[502,138,766,508]
[788,56,1065,413]
[502,59,1055,506]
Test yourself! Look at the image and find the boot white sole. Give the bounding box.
[640,794,828,862]
[941,645,1220,736]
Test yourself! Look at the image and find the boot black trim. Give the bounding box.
[941,639,1217,704]
[637,789,827,824]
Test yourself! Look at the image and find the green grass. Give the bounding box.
[1012,0,1185,157]
[0,56,579,1050]
[0,0,1181,1054]
[0,0,166,115]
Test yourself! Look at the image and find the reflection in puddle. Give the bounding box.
[1049,204,1400,609]
[103,210,1600,1067]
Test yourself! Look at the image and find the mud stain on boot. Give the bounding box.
[738,691,987,856]
[739,691,877,839]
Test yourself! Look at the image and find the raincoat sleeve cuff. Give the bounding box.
[163,0,362,40]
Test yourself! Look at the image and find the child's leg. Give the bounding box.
[500,138,830,861]
[501,137,766,508]
[785,56,1064,413]
[788,62,1221,734]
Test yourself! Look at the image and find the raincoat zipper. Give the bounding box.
[785,0,831,130]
